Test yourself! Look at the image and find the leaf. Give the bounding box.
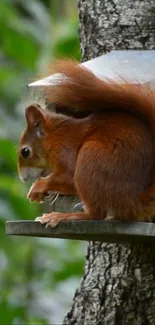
[1,28,39,68]
[22,0,51,30]
[0,139,17,169]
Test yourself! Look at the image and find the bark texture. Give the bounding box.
[78,0,155,61]
[63,1,155,324]
[64,243,155,325]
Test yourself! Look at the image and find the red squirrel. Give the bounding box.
[18,60,155,227]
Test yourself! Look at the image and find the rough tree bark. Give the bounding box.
[63,1,155,324]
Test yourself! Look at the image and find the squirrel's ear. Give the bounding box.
[25,104,46,137]
[25,104,45,126]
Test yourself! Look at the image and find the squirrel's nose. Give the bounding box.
[20,146,31,159]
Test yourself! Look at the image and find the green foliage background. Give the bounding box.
[0,1,85,324]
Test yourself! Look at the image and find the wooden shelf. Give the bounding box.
[5,220,155,243]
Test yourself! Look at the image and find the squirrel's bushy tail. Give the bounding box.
[44,60,155,126]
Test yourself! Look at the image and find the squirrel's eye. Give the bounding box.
[20,147,31,159]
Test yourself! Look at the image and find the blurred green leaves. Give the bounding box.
[0,1,84,324]
[0,139,17,169]
[0,0,80,110]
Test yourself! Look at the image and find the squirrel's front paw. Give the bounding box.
[27,179,49,203]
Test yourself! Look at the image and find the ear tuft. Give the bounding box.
[25,104,45,125]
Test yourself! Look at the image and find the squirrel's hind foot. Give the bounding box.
[35,211,93,228]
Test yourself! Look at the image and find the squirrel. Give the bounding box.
[18,60,155,227]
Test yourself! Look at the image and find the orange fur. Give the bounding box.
[18,61,155,225]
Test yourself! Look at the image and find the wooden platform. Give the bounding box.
[5,220,155,243]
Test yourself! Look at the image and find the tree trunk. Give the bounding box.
[63,1,155,324]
